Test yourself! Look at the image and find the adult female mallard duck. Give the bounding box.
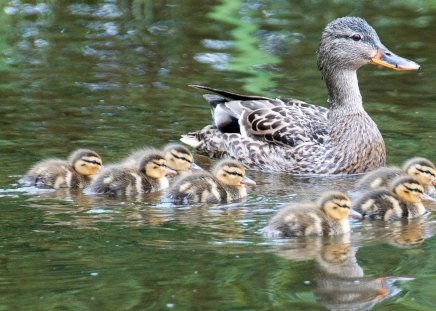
[355,157,436,196]
[181,17,420,174]
[353,176,427,221]
[262,191,352,237]
[21,149,103,189]
[89,151,176,196]
[164,159,255,203]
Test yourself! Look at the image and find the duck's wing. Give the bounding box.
[189,85,329,148]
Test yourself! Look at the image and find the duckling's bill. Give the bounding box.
[241,176,256,186]
[370,47,420,71]
[422,193,436,203]
[190,162,203,171]
[166,167,177,176]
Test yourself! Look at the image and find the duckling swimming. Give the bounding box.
[22,149,102,189]
[121,144,201,176]
[353,176,426,221]
[165,159,255,203]
[356,157,436,195]
[263,191,352,237]
[89,152,176,196]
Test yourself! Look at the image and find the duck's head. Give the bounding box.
[163,143,202,172]
[213,159,256,187]
[70,149,103,177]
[317,17,420,75]
[391,176,425,203]
[319,191,351,220]
[403,157,436,187]
[140,153,177,179]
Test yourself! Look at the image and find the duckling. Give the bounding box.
[353,176,426,221]
[22,149,102,189]
[165,159,256,203]
[89,152,176,196]
[355,157,436,195]
[403,157,436,195]
[263,191,352,237]
[121,144,201,176]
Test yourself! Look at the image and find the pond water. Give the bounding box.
[1,0,436,310]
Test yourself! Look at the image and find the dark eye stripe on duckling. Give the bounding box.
[404,185,423,194]
[82,159,102,166]
[152,161,167,168]
[170,152,192,163]
[416,167,436,177]
[224,170,243,177]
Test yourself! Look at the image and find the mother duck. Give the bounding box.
[181,17,420,174]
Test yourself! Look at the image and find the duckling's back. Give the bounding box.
[166,173,228,203]
[353,189,406,221]
[355,167,403,191]
[90,165,157,196]
[24,159,86,189]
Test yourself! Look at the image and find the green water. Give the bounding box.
[1,0,436,310]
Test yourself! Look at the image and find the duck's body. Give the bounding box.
[22,149,102,189]
[165,159,255,203]
[182,17,419,174]
[353,176,426,221]
[263,191,352,237]
[90,152,175,196]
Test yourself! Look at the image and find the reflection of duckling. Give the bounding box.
[22,149,102,189]
[356,157,436,195]
[263,191,351,237]
[89,152,176,196]
[354,176,426,221]
[165,159,255,203]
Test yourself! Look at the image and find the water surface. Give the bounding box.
[1,1,436,310]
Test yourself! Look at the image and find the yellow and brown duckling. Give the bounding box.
[89,151,176,196]
[121,144,201,176]
[21,149,102,189]
[356,157,436,195]
[353,176,427,221]
[262,191,352,237]
[165,159,255,203]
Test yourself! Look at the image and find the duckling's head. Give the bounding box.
[318,191,351,220]
[140,153,176,179]
[403,157,436,187]
[391,176,424,203]
[69,149,103,177]
[163,144,200,172]
[213,159,256,187]
[317,17,419,76]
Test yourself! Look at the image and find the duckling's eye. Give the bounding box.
[404,186,423,194]
[351,34,362,41]
[83,159,102,166]
[417,168,435,176]
[224,170,243,177]
[152,161,167,168]
[171,152,192,163]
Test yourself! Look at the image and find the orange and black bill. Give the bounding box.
[370,47,420,71]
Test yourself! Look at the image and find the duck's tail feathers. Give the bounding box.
[180,134,201,149]
[188,84,270,101]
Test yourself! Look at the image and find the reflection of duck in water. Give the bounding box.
[273,235,413,311]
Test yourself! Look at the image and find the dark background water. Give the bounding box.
[1,1,436,310]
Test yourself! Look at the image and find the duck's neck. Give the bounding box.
[324,69,364,115]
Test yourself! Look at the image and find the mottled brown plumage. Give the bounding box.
[181,17,419,174]
[263,191,352,237]
[165,159,255,203]
[353,176,426,221]
[22,149,102,189]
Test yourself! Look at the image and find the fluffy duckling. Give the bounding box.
[263,191,352,237]
[355,157,436,195]
[22,149,102,189]
[89,152,176,196]
[353,176,426,221]
[165,159,256,203]
[121,144,201,176]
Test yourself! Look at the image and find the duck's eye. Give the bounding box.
[351,34,362,41]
